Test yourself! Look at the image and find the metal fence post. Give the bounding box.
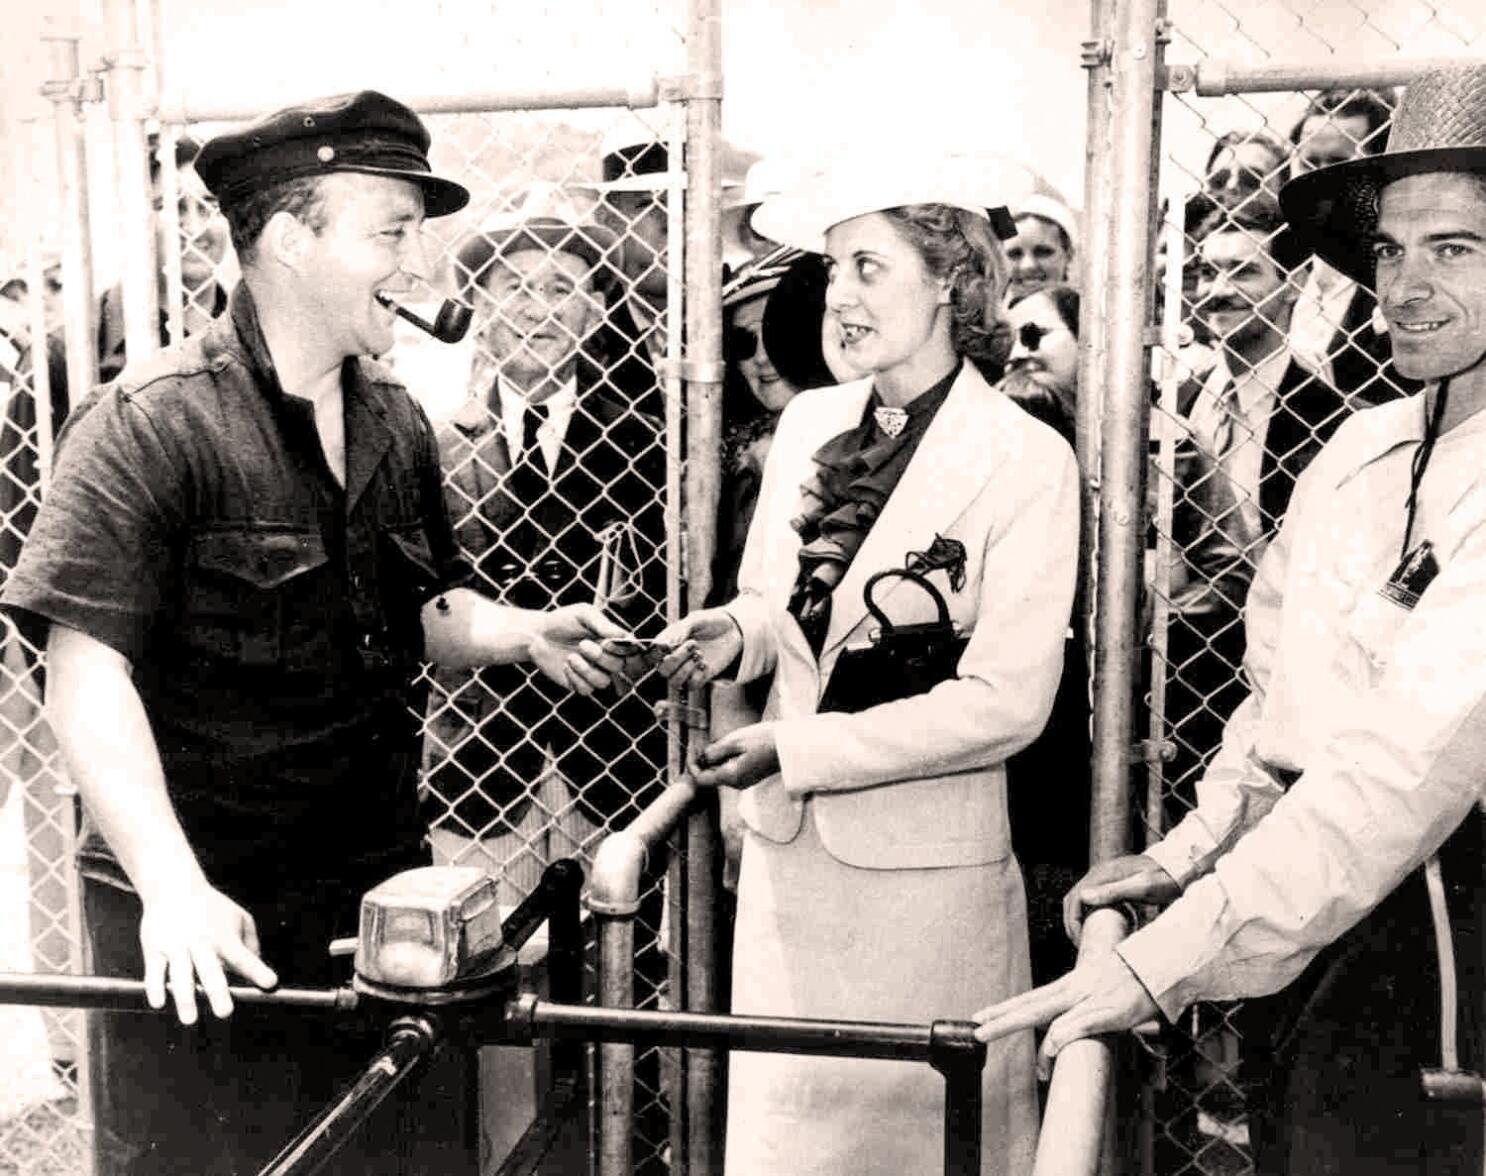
[1089,0,1164,866]
[42,36,100,402]
[680,0,726,1171]
[103,0,161,373]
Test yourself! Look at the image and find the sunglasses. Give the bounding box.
[728,323,760,361]
[1016,322,1065,351]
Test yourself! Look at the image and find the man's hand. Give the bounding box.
[693,722,780,789]
[138,880,278,1025]
[1063,854,1180,944]
[528,603,627,695]
[972,951,1159,1080]
[655,609,744,690]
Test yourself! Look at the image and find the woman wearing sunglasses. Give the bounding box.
[658,163,1078,1174]
[1002,285,1080,445]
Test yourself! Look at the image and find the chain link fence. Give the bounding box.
[1136,3,1485,1173]
[0,31,710,1170]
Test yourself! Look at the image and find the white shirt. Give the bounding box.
[497,377,577,473]
[1120,390,1486,1019]
[1184,349,1289,541]
[1288,260,1360,386]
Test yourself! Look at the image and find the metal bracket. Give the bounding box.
[1159,63,1198,93]
[658,73,724,102]
[654,701,708,730]
[1131,738,1176,764]
[658,357,727,384]
[1080,39,1112,70]
[1153,17,1173,46]
[41,73,104,106]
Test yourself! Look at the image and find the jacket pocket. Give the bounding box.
[183,528,329,666]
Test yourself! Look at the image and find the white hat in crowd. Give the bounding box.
[750,150,1040,254]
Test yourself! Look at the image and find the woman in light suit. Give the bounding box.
[658,169,1080,1174]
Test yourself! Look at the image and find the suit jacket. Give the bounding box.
[424,372,666,832]
[721,362,1080,870]
[1173,358,1352,616]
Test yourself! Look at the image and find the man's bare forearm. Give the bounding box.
[420,586,542,669]
[46,624,207,902]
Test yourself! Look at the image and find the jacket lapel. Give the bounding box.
[820,364,1001,656]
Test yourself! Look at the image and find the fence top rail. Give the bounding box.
[157,79,662,125]
[1167,56,1486,97]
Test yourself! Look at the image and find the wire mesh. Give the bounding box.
[0,111,88,1176]
[1,88,702,1173]
[1141,4,1486,1173]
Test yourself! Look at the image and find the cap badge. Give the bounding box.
[318,145,335,163]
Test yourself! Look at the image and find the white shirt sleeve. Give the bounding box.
[1120,524,1486,1020]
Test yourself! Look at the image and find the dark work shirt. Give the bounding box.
[1,285,469,894]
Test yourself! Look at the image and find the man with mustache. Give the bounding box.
[974,64,1486,1173]
[1163,197,1350,821]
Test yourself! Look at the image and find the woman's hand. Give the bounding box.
[656,608,745,690]
[693,722,781,789]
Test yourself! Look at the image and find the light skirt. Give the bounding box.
[725,805,1039,1176]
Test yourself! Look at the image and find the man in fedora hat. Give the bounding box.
[426,181,665,894]
[1,91,627,1174]
[974,64,1486,1173]
[587,117,757,419]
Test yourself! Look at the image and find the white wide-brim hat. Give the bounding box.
[750,152,1041,254]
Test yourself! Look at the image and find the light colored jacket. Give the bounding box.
[721,362,1080,870]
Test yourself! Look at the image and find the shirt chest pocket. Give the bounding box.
[1340,588,1411,684]
[183,528,331,667]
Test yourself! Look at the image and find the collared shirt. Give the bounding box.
[1121,389,1486,1019]
[1288,260,1359,387]
[497,376,577,471]
[2,284,469,891]
[1185,348,1289,540]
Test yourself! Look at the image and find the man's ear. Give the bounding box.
[260,211,313,271]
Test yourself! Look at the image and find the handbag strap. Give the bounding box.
[862,567,952,633]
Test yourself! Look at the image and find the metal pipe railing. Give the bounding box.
[259,1015,439,1176]
[1166,56,1486,97]
[1032,906,1134,1176]
[586,778,702,1176]
[155,82,662,126]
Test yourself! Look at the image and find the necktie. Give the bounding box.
[519,403,550,470]
[1204,382,1240,462]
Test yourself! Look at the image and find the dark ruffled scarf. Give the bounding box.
[787,361,961,654]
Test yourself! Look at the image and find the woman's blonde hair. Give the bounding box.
[881,204,1011,369]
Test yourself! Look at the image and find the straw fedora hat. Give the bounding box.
[1281,64,1486,285]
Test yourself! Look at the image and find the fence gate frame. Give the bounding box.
[12,0,730,1172]
[1082,0,1484,1166]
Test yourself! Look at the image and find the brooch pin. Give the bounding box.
[906,534,968,592]
[874,406,908,437]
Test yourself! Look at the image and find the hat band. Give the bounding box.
[212,132,435,206]
[602,141,669,183]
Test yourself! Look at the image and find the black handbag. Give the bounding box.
[816,559,970,715]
